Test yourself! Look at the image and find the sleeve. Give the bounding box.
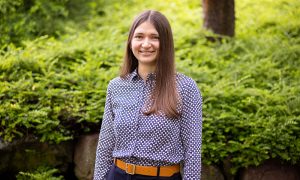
[180,79,202,180]
[93,82,115,180]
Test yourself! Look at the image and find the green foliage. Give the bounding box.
[0,0,66,46]
[184,0,300,173]
[0,0,300,176]
[0,35,119,143]
[0,0,105,46]
[16,166,63,180]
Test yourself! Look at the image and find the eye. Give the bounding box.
[134,35,143,39]
[152,36,159,40]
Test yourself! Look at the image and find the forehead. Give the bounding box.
[134,21,158,34]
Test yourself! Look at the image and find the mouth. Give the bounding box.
[139,51,156,55]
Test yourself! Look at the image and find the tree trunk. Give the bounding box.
[202,0,235,37]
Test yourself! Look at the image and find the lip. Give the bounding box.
[139,51,155,53]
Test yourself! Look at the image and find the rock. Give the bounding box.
[74,133,99,180]
[0,135,74,179]
[180,163,225,180]
[222,156,235,180]
[239,159,300,180]
[202,165,225,180]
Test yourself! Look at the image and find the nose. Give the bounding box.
[141,38,151,48]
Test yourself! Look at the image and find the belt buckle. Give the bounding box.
[125,163,136,175]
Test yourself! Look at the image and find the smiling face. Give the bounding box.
[131,21,160,68]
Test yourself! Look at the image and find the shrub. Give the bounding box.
[0,0,105,46]
[16,166,63,180]
[0,0,299,176]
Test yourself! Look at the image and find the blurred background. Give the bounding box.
[0,0,300,179]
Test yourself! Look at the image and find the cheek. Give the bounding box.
[131,41,139,50]
[131,43,139,57]
[154,42,160,49]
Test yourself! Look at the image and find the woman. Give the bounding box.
[93,10,202,180]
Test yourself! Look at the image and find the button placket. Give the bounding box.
[131,79,146,154]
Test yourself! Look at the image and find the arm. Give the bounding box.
[93,83,115,180]
[180,79,202,179]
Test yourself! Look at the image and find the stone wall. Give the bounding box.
[238,159,300,180]
[1,134,299,180]
[0,135,75,179]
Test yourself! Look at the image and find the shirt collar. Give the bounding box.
[128,69,139,81]
[128,68,156,82]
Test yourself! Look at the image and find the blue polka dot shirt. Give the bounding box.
[93,69,202,180]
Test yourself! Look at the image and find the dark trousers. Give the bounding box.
[107,164,182,180]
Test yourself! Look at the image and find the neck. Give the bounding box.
[138,64,156,81]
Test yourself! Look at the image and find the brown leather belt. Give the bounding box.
[114,159,180,177]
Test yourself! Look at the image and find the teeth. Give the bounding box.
[140,51,154,53]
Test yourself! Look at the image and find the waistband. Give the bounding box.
[114,158,180,177]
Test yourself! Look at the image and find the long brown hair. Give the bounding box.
[120,10,180,118]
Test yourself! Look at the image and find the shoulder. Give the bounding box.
[108,76,122,86]
[107,76,132,92]
[107,76,124,90]
[176,73,199,91]
[176,73,202,100]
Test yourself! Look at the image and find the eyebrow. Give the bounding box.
[134,32,159,36]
